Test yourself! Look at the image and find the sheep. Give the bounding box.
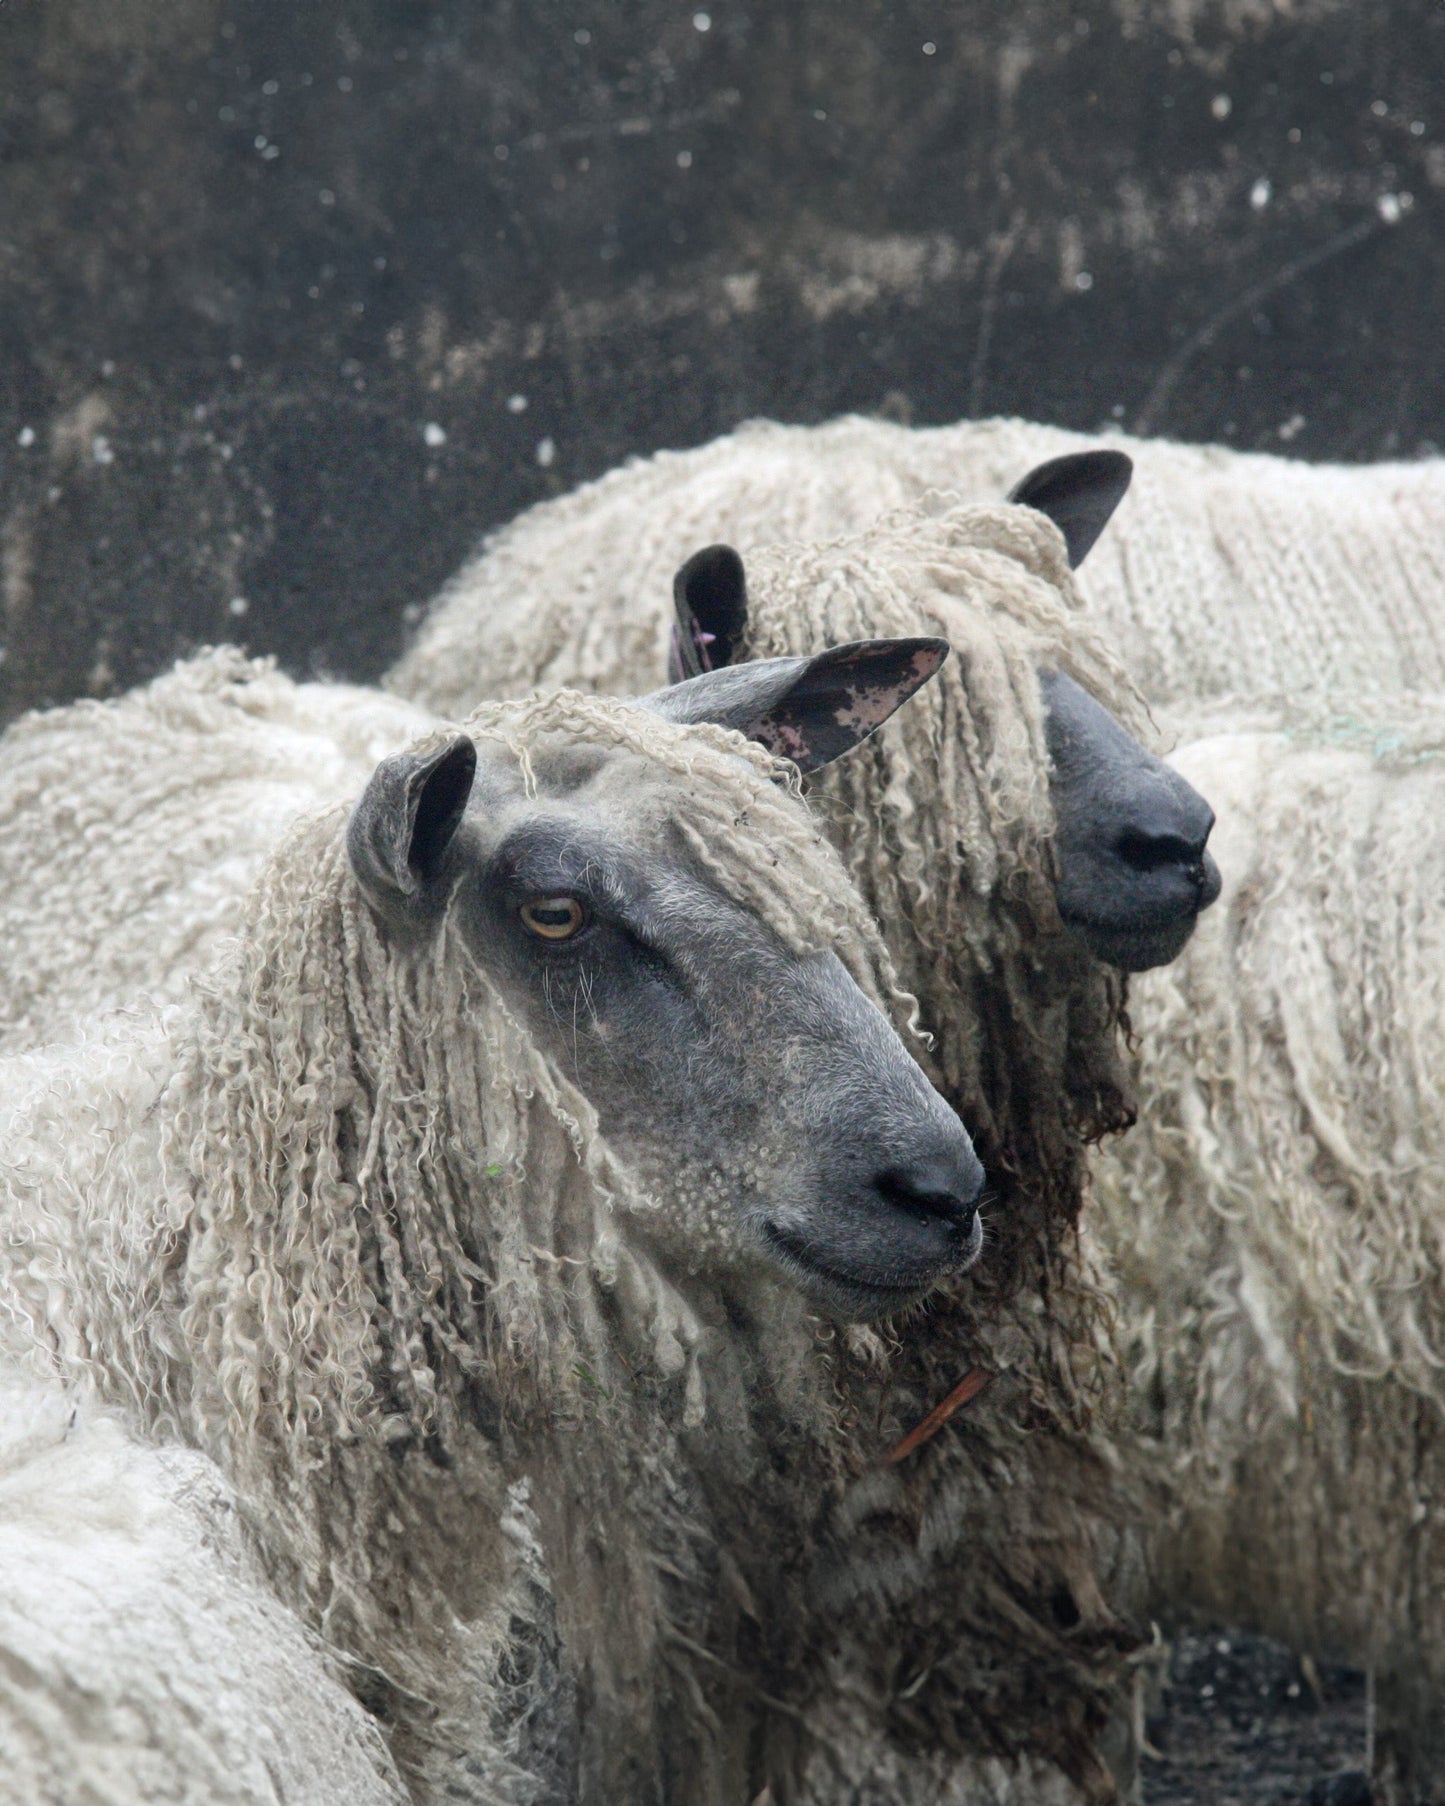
[0,654,1145,1805]
[1089,693,1445,1806]
[0,1360,407,1806]
[386,412,1445,715]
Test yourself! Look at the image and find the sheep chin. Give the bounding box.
[1059,909,1200,973]
[759,1214,982,1324]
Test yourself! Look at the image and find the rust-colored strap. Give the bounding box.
[883,1367,996,1465]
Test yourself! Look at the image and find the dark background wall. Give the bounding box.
[1,0,1440,723]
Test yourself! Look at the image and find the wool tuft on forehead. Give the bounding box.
[459,686,911,1001]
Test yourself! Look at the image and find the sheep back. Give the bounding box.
[387,414,1445,715]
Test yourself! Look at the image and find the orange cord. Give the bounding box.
[883,1367,996,1465]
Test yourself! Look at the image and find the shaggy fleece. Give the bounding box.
[1092,695,1445,1804]
[0,648,430,1053]
[388,413,1445,714]
[0,1365,404,1806]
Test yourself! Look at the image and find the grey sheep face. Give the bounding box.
[348,645,984,1322]
[670,449,1221,973]
[1041,667,1220,971]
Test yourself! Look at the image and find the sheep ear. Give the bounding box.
[347,734,477,909]
[668,544,749,682]
[641,638,948,772]
[1007,450,1133,567]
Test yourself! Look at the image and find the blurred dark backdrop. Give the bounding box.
[1,0,1441,722]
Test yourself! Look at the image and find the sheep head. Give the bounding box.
[346,651,984,1323]
[669,449,1220,974]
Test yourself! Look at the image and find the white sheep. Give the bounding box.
[1091,694,1445,1805]
[0,1360,406,1806]
[386,412,1445,714]
[0,661,1142,1805]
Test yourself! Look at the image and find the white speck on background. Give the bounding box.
[228,596,249,617]
[507,393,529,413]
[536,437,556,467]
[676,149,693,168]
[1075,271,1093,291]
[1377,191,1403,223]
[319,189,336,207]
[422,422,447,447]
[922,41,936,55]
[574,28,591,44]
[17,426,35,448]
[1250,177,1271,209]
[1211,94,1232,121]
[693,12,711,31]
[91,436,114,466]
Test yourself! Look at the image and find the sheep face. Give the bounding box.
[1041,668,1222,972]
[349,651,985,1323]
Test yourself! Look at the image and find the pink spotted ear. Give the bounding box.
[741,639,949,771]
[643,638,950,773]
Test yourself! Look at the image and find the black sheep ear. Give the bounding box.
[641,638,949,772]
[669,544,749,682]
[1007,450,1133,567]
[347,734,476,913]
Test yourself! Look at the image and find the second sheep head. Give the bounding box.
[669,450,1221,974]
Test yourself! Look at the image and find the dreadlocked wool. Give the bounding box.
[387,412,1445,714]
[1090,694,1445,1804]
[726,502,1147,1363]
[0,647,431,1053]
[0,1363,406,1806]
[0,686,1144,1805]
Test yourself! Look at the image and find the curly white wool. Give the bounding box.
[387,413,1445,714]
[0,1364,405,1806]
[0,647,431,1052]
[1092,695,1445,1801]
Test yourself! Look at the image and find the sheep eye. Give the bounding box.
[519,895,587,941]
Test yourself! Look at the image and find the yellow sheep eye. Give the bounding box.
[519,896,587,941]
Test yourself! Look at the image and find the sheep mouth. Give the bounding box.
[762,1212,983,1320]
[1060,907,1202,973]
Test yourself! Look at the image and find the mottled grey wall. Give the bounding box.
[1,0,1441,720]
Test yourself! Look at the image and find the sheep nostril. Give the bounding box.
[874,1165,982,1229]
[1114,828,1207,876]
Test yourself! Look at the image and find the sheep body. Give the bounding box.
[1092,696,1445,1803]
[387,413,1445,714]
[0,1362,405,1806]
